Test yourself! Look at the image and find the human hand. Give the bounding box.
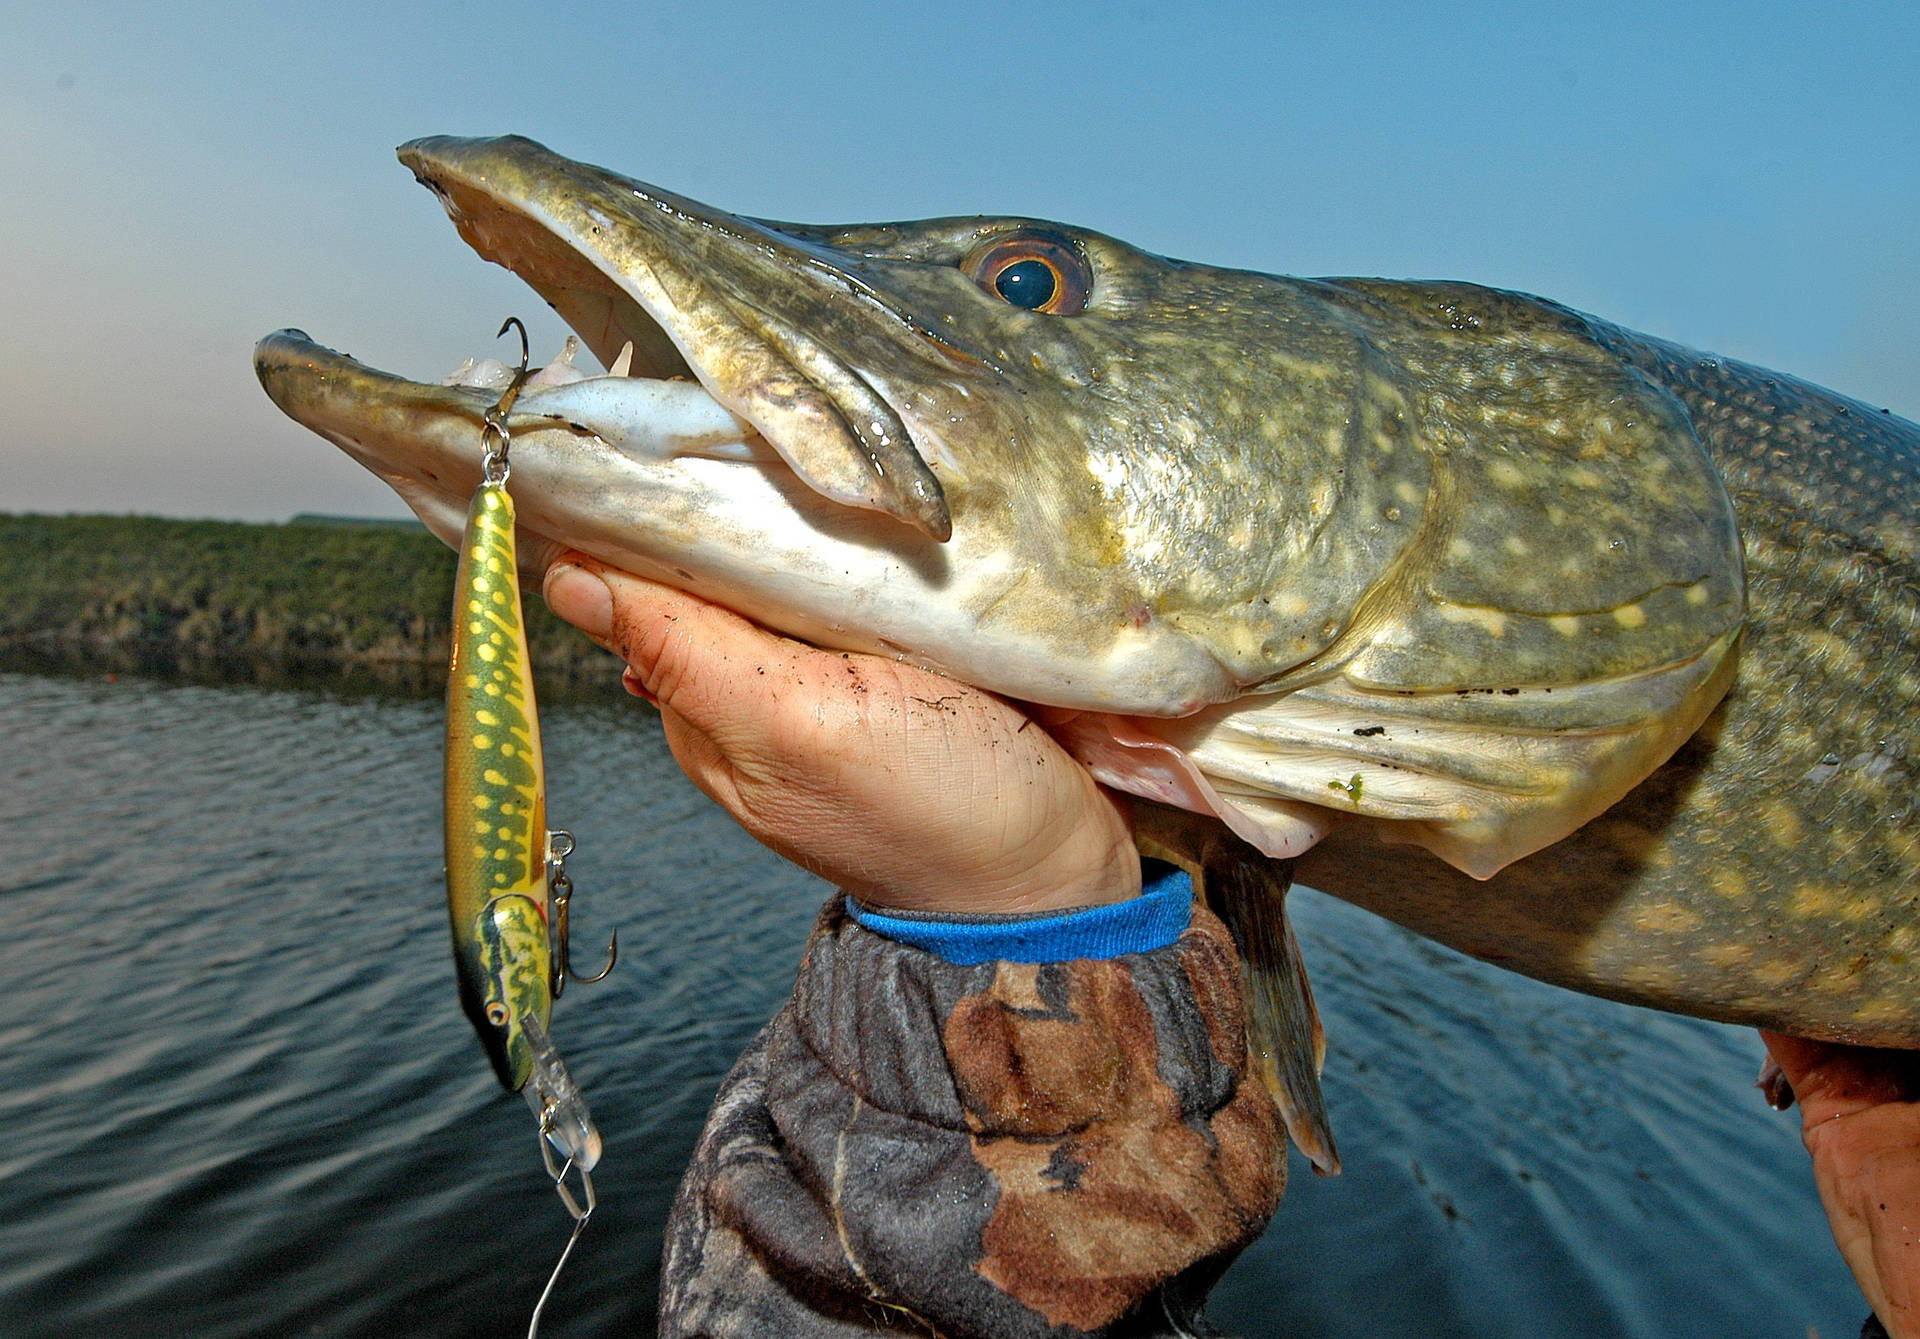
[542,556,1139,916]
[1761,1031,1920,1338]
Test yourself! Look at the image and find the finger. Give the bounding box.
[545,554,750,701]
[543,555,1137,912]
[546,555,787,719]
[1761,1031,1838,1092]
[545,557,821,810]
[1762,1032,1920,1124]
[548,557,854,736]
[545,554,950,828]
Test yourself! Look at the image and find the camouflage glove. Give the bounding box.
[660,876,1283,1338]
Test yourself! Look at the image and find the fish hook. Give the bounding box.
[481,316,534,485]
[546,830,618,1000]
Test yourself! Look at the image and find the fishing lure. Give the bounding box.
[445,317,616,1335]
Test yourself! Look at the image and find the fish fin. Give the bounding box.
[1204,849,1341,1176]
[1131,801,1341,1176]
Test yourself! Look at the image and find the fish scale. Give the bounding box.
[1296,325,1917,1039]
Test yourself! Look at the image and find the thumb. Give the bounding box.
[543,556,785,721]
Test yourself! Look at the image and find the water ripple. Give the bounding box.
[0,673,1866,1338]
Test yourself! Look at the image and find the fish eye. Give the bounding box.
[996,259,1056,309]
[485,1002,510,1028]
[963,232,1090,316]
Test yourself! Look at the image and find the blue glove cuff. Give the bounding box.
[845,865,1193,965]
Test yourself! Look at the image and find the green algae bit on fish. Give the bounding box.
[257,135,1917,1172]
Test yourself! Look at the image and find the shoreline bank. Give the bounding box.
[0,513,617,700]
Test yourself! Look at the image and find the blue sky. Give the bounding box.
[3,0,1916,521]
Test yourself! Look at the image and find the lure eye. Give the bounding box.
[963,232,1091,315]
[485,1002,510,1028]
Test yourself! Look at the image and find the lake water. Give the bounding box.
[0,670,1868,1337]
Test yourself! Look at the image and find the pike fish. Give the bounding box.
[257,136,1917,1170]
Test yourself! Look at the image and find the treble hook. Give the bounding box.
[481,317,534,485]
[490,316,534,417]
[546,830,618,1000]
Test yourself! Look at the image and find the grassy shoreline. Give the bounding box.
[0,514,616,697]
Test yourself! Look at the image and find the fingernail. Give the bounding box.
[544,563,612,644]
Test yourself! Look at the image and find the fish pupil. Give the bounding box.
[996,259,1057,310]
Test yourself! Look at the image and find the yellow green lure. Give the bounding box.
[443,319,613,1335]
[445,475,557,1092]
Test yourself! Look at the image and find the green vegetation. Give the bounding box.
[0,514,611,693]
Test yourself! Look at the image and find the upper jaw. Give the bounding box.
[393,135,952,540]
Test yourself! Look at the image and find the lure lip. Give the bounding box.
[521,1009,602,1174]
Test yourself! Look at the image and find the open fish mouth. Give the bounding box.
[398,134,953,540]
[253,136,1277,724]
[260,135,954,556]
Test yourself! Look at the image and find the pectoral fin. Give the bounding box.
[1206,851,1340,1176]
[1132,801,1341,1176]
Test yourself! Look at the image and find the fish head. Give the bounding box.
[258,135,1458,714]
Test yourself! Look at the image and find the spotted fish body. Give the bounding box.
[445,480,552,1091]
[1295,325,1919,1040]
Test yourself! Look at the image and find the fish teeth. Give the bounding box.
[442,356,516,390]
[526,335,585,387]
[449,336,641,390]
